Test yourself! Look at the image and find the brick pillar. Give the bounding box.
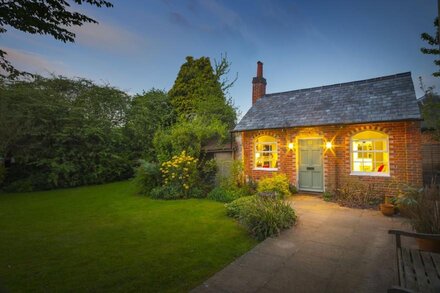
[252,61,267,104]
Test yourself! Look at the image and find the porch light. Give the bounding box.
[325,141,332,149]
[288,142,294,150]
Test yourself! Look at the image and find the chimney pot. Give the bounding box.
[257,61,263,78]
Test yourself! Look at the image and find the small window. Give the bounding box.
[351,131,389,175]
[254,135,278,169]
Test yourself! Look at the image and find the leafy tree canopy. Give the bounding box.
[0,0,113,78]
[0,75,132,191]
[421,17,440,77]
[153,117,227,163]
[168,56,237,129]
[421,93,440,139]
[125,89,175,161]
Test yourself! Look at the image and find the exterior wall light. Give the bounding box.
[325,141,332,149]
[288,142,294,150]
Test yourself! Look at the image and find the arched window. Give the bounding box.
[351,131,389,175]
[254,135,278,170]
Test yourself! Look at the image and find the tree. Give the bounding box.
[421,17,440,77]
[419,77,440,140]
[0,75,132,191]
[153,117,227,163]
[125,89,175,161]
[214,53,238,95]
[0,0,113,78]
[168,56,237,129]
[421,94,440,140]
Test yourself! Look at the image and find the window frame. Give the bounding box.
[253,138,278,171]
[350,132,390,177]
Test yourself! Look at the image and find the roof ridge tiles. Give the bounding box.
[264,72,411,98]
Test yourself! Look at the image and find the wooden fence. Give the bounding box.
[422,144,440,185]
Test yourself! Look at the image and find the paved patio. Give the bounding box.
[192,195,416,293]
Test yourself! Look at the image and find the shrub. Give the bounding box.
[322,191,332,202]
[133,160,161,195]
[225,196,256,218]
[152,151,202,199]
[0,164,6,187]
[190,187,205,198]
[161,151,198,192]
[3,178,34,193]
[333,175,382,208]
[289,183,298,195]
[231,160,245,187]
[208,186,246,203]
[245,178,258,194]
[149,184,182,200]
[199,158,218,191]
[257,174,291,199]
[226,195,297,240]
[397,184,440,234]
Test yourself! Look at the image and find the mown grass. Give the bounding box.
[0,181,256,292]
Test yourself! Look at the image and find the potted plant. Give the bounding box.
[397,184,440,253]
[380,195,395,216]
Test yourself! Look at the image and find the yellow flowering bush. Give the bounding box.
[159,151,199,198]
[257,174,291,199]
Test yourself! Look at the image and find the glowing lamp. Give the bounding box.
[325,141,332,149]
[288,142,294,150]
[255,152,261,158]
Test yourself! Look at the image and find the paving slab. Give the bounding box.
[192,195,409,293]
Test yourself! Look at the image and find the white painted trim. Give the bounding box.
[300,188,324,193]
[349,132,390,174]
[253,168,279,171]
[254,137,278,169]
[350,172,390,177]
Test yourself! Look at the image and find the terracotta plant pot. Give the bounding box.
[417,238,440,253]
[380,203,395,217]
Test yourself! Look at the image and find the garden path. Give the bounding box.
[192,195,415,293]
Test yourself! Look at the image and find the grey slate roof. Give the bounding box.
[233,72,421,132]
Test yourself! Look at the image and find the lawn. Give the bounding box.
[0,181,257,292]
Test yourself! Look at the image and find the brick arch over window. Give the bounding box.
[349,129,390,176]
[347,125,390,138]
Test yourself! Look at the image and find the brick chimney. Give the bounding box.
[252,61,267,104]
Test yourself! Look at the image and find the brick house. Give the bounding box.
[233,62,423,195]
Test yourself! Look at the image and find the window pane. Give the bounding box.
[351,132,389,174]
[353,160,363,172]
[375,152,383,161]
[374,141,384,151]
[255,137,277,169]
[363,159,373,172]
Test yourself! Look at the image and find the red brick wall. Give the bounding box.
[240,121,423,196]
[252,81,266,104]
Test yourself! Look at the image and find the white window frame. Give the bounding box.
[254,140,278,171]
[350,135,390,177]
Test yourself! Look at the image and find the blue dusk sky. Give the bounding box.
[2,0,440,117]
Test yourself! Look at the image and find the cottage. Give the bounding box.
[233,62,422,194]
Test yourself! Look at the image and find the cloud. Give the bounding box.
[169,12,191,27]
[70,21,146,53]
[2,47,69,75]
[197,0,242,31]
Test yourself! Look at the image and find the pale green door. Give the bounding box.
[298,139,323,192]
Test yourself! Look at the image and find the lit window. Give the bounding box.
[255,136,278,169]
[351,131,389,175]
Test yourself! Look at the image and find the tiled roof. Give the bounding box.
[234,72,421,132]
